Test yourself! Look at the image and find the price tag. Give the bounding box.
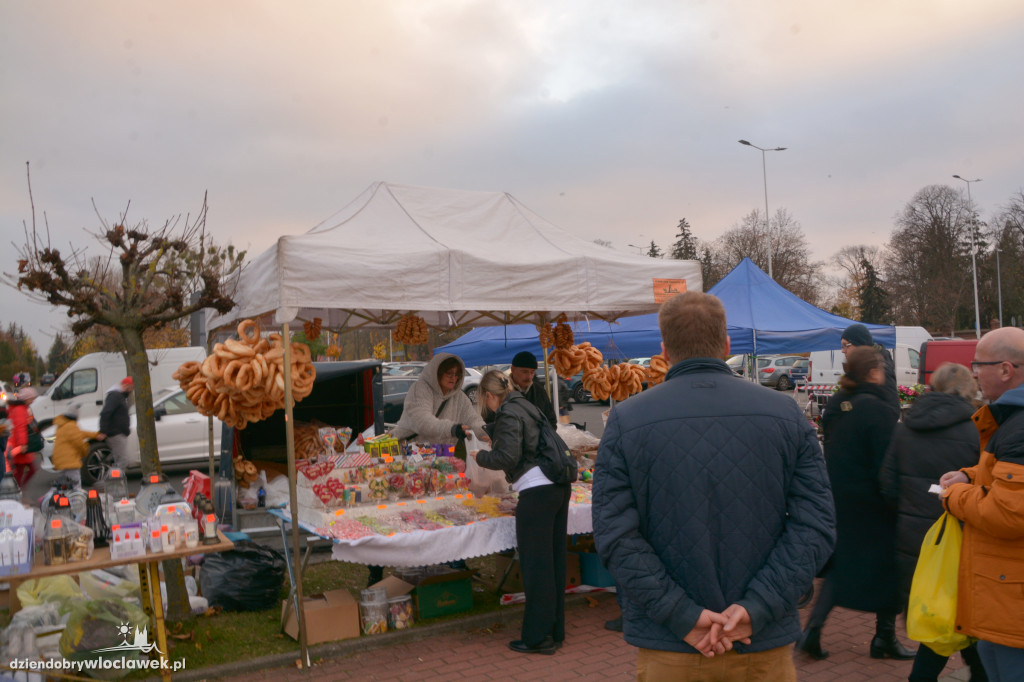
[409,453,423,464]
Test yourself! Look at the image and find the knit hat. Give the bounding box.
[511,351,539,370]
[16,387,37,402]
[120,377,134,390]
[63,403,81,420]
[841,323,874,347]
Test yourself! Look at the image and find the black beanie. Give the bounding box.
[511,351,539,370]
[841,323,874,347]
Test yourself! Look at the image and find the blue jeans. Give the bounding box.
[976,641,1024,682]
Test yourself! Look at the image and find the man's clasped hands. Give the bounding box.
[684,604,753,657]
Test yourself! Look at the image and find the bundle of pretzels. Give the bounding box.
[549,341,603,379]
[646,354,669,386]
[394,313,429,345]
[172,319,316,430]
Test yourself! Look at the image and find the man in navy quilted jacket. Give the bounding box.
[593,292,836,680]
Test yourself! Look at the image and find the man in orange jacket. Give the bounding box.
[941,326,1024,679]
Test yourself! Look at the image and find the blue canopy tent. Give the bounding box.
[436,258,895,365]
[711,258,895,354]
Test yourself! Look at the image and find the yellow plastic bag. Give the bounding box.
[906,512,973,656]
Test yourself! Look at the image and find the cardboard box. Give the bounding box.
[414,568,473,619]
[495,551,580,592]
[281,589,360,645]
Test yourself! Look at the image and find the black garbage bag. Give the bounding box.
[199,540,286,611]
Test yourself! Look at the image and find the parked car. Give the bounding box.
[790,358,809,386]
[725,355,746,376]
[756,355,803,391]
[382,376,418,424]
[41,385,223,485]
[628,357,652,368]
[40,373,56,387]
[567,371,590,403]
[0,382,15,407]
[383,361,426,376]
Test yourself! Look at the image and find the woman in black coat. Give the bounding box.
[880,363,987,682]
[799,346,913,660]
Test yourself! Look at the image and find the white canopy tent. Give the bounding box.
[206,181,701,665]
[207,181,701,332]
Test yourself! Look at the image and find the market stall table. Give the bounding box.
[268,497,592,580]
[3,531,234,681]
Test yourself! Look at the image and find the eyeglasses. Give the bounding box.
[442,370,462,378]
[970,360,1021,371]
[840,341,853,350]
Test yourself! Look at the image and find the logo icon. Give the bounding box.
[93,621,164,656]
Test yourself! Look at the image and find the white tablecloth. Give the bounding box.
[271,503,593,567]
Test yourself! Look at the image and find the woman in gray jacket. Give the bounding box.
[471,370,571,655]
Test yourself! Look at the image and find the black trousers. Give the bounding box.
[806,577,900,636]
[909,642,988,682]
[515,483,571,646]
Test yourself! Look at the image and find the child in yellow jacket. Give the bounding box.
[51,404,105,485]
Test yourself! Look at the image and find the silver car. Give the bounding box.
[42,386,222,485]
[756,355,804,391]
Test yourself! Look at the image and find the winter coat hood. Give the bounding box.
[420,353,465,397]
[902,391,976,432]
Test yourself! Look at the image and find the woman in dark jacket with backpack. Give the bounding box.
[880,363,987,682]
[472,370,571,656]
[800,347,912,661]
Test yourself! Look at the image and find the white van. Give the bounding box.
[32,347,206,430]
[808,343,924,389]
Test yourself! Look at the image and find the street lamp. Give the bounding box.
[628,243,646,255]
[996,247,1003,327]
[739,140,787,279]
[953,175,982,339]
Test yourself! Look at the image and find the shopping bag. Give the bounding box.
[465,433,509,496]
[906,512,973,656]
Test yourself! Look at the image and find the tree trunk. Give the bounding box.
[119,328,160,478]
[119,327,193,622]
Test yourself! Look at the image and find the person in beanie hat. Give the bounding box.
[99,377,134,469]
[841,324,899,417]
[509,352,557,426]
[52,403,105,485]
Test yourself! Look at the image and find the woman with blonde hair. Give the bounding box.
[471,370,571,655]
[881,363,987,681]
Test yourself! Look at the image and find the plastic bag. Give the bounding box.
[465,434,509,497]
[199,540,286,611]
[906,512,973,656]
[16,575,84,613]
[59,598,150,680]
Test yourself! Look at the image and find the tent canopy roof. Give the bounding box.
[435,258,895,365]
[207,182,701,333]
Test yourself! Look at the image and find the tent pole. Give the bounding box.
[282,322,310,668]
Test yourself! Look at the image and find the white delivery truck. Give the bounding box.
[32,347,206,430]
[807,326,932,389]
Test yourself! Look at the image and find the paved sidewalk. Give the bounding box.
[196,585,968,682]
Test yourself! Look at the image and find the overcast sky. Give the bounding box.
[3,1,1023,353]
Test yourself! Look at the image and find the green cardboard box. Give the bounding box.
[414,568,473,619]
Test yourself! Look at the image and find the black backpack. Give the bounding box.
[510,396,578,485]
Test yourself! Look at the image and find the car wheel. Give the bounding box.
[464,385,479,404]
[82,442,114,486]
[572,384,589,404]
[776,374,791,391]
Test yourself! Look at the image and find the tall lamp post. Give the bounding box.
[996,247,1003,327]
[739,139,786,279]
[953,175,982,339]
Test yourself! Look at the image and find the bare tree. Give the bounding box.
[712,208,823,304]
[9,166,245,621]
[882,184,974,332]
